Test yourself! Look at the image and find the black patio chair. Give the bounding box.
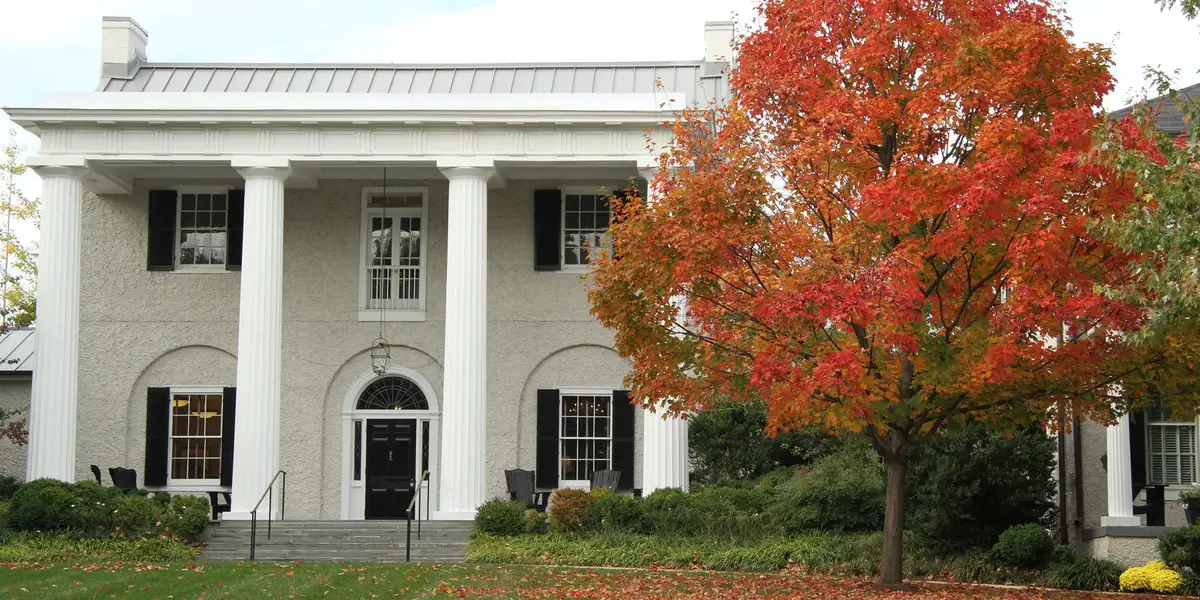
[108,467,138,492]
[89,465,103,485]
[590,469,621,493]
[207,491,232,521]
[505,468,549,512]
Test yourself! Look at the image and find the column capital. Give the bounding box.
[232,157,291,181]
[27,156,88,180]
[437,158,495,181]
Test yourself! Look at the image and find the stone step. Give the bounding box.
[200,519,472,563]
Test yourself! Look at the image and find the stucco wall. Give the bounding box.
[1086,535,1163,568]
[0,377,30,478]
[76,178,637,519]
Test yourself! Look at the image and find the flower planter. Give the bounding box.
[1184,502,1200,526]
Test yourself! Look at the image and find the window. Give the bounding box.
[562,191,611,269]
[360,188,427,320]
[176,189,228,269]
[559,392,613,484]
[169,388,224,483]
[1148,407,1197,486]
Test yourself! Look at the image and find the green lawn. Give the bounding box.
[0,561,1171,599]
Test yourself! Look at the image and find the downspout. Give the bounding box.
[1057,409,1069,545]
[1072,416,1085,542]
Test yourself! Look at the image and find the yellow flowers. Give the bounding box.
[1120,560,1183,593]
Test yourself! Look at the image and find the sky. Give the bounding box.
[2,0,1199,232]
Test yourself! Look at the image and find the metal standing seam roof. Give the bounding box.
[1110,81,1198,136]
[100,62,727,102]
[0,329,34,373]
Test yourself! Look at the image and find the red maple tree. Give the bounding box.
[588,0,1192,584]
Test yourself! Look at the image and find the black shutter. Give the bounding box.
[1130,410,1148,486]
[147,190,177,271]
[536,389,560,489]
[612,390,635,490]
[533,189,562,271]
[221,388,237,487]
[144,388,171,486]
[226,190,245,271]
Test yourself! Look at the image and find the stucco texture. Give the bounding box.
[76,178,637,519]
[1086,535,1163,568]
[0,377,30,478]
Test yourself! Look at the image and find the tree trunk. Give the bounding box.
[879,449,907,587]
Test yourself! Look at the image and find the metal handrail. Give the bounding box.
[249,469,287,561]
[405,470,430,562]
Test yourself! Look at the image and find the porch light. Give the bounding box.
[370,336,391,376]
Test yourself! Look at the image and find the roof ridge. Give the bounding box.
[132,60,707,71]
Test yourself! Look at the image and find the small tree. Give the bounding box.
[588,0,1195,585]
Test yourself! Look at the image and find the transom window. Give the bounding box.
[169,389,223,482]
[560,392,613,484]
[1148,407,1197,487]
[356,376,430,411]
[176,190,228,268]
[562,191,611,269]
[361,189,427,319]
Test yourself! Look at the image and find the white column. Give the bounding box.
[1103,412,1143,527]
[437,160,493,518]
[226,164,288,519]
[25,166,86,482]
[642,408,690,495]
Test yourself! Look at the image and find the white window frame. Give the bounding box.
[560,187,614,273]
[558,387,615,489]
[1146,409,1199,489]
[174,186,232,274]
[358,187,429,322]
[166,386,225,490]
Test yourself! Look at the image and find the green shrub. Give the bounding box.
[63,481,124,534]
[1160,524,1200,573]
[588,490,647,533]
[906,421,1057,556]
[0,533,198,563]
[688,400,841,484]
[152,491,172,506]
[473,498,527,537]
[159,495,209,539]
[767,447,884,533]
[7,479,74,532]
[0,475,20,500]
[990,523,1054,568]
[1046,551,1122,591]
[549,489,598,533]
[524,509,548,534]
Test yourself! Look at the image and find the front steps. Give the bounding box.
[200,519,473,563]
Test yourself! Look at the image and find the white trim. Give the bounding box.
[359,187,429,320]
[340,367,441,520]
[559,187,614,272]
[173,186,232,272]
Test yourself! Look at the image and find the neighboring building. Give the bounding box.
[0,328,33,478]
[1066,81,1198,566]
[1,17,725,519]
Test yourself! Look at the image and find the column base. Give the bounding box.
[220,511,255,521]
[430,510,475,521]
[1101,515,1145,527]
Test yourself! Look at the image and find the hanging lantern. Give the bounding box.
[370,336,391,376]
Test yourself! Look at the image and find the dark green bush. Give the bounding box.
[767,447,884,533]
[0,475,21,500]
[1160,524,1200,573]
[524,509,548,534]
[906,421,1057,556]
[950,549,1004,584]
[549,489,598,533]
[588,490,647,533]
[473,498,527,537]
[688,400,841,484]
[7,479,74,532]
[1045,551,1122,591]
[990,523,1054,568]
[159,495,209,539]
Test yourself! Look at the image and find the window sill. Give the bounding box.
[358,310,426,322]
[148,483,228,494]
[171,268,234,275]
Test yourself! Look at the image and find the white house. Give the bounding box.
[1,16,722,520]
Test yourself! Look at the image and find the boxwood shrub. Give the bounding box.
[6,479,210,540]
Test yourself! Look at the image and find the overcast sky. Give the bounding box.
[2,0,1198,213]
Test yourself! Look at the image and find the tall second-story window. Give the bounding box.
[360,188,428,321]
[176,189,229,269]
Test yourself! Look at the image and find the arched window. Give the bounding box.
[356,376,430,411]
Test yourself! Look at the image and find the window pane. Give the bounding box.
[196,194,211,211]
[581,195,595,211]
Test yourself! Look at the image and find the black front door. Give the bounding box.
[365,419,416,519]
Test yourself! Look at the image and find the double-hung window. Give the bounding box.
[360,188,427,321]
[175,188,229,270]
[168,388,224,484]
[1148,407,1198,487]
[561,189,612,271]
[559,390,613,486]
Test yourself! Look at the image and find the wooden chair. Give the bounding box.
[590,469,621,493]
[89,465,103,486]
[207,491,232,521]
[505,469,549,512]
[108,467,138,492]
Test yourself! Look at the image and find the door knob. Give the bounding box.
[389,450,393,461]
